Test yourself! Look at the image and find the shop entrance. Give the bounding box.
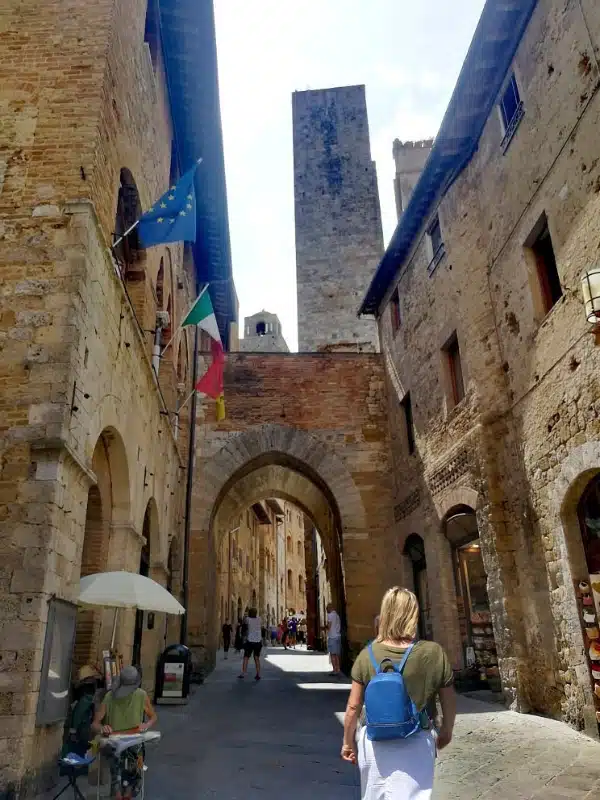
[576,475,600,721]
[445,507,500,692]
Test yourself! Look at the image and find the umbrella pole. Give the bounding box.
[110,608,119,652]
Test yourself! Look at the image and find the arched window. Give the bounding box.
[162,294,172,347]
[287,536,292,554]
[287,569,292,591]
[114,168,144,271]
[256,321,266,336]
[298,575,304,593]
[297,541,302,557]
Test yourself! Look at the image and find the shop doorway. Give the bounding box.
[576,475,600,721]
[445,507,500,692]
[403,534,432,640]
[132,508,151,668]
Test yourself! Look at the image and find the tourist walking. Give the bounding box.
[281,615,289,649]
[222,619,232,659]
[325,603,342,675]
[234,619,243,653]
[341,587,456,799]
[288,613,298,648]
[238,608,263,681]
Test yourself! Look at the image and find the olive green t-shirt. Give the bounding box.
[351,641,453,711]
[104,688,147,733]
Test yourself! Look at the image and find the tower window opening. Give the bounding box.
[256,321,266,336]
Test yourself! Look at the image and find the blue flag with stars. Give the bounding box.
[137,160,201,247]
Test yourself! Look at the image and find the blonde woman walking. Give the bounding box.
[341,587,456,799]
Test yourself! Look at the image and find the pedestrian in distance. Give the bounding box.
[281,615,289,649]
[222,619,232,659]
[238,608,263,681]
[270,623,278,646]
[288,613,298,648]
[324,603,342,675]
[341,587,456,800]
[234,619,243,653]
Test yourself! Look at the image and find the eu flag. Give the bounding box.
[137,159,201,247]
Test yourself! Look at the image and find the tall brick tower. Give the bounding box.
[293,85,383,353]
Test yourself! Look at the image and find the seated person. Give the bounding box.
[62,664,103,758]
[92,666,157,800]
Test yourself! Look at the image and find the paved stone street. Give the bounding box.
[143,648,600,799]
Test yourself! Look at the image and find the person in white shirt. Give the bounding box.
[239,608,263,681]
[325,603,342,675]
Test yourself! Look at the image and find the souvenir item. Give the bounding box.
[579,581,591,594]
[583,611,596,624]
[594,683,600,699]
[585,626,600,640]
[590,641,600,661]
[591,664,600,680]
[583,595,594,606]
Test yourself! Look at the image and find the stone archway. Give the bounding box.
[188,425,372,668]
[73,427,131,670]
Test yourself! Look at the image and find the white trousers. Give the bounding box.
[357,727,436,800]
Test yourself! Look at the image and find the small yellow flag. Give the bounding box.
[216,394,226,422]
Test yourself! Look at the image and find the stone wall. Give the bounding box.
[0,2,196,793]
[188,352,398,666]
[293,85,383,353]
[376,0,600,733]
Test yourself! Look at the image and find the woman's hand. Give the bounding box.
[436,726,452,750]
[101,724,113,736]
[341,743,357,764]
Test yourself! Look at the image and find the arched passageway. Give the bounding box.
[189,448,357,668]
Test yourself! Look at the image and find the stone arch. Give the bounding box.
[73,427,131,668]
[114,168,144,270]
[549,442,600,732]
[194,424,366,536]
[190,427,367,666]
[433,486,480,519]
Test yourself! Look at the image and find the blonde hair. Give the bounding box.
[376,587,419,643]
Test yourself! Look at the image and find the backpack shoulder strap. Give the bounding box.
[398,642,415,674]
[367,642,380,673]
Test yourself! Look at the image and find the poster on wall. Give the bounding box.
[36,599,77,726]
[590,574,600,619]
[163,662,184,698]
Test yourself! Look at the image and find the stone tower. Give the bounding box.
[292,85,383,352]
[392,138,433,220]
[240,310,290,352]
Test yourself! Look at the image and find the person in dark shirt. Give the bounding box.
[222,620,233,659]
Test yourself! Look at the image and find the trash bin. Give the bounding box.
[155,644,191,705]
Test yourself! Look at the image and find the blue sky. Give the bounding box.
[214,0,486,351]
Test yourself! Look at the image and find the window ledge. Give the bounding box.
[427,244,446,277]
[501,103,525,153]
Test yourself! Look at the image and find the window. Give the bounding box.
[499,73,524,152]
[444,333,465,406]
[287,536,292,554]
[427,215,444,274]
[527,215,562,315]
[256,321,266,336]
[144,0,160,72]
[390,288,401,334]
[401,393,415,455]
[297,541,302,557]
[287,570,293,591]
[298,575,304,593]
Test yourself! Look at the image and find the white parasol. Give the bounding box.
[78,571,185,649]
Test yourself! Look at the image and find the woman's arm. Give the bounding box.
[140,694,158,731]
[341,680,364,763]
[437,685,456,750]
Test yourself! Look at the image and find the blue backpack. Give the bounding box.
[364,642,420,741]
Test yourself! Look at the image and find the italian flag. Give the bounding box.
[183,287,225,421]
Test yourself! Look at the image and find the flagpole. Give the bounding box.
[111,219,140,251]
[160,284,210,357]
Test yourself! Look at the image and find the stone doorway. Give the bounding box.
[445,507,500,693]
[403,534,432,640]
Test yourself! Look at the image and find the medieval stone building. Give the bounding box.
[293,85,383,353]
[361,0,600,735]
[0,0,234,794]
